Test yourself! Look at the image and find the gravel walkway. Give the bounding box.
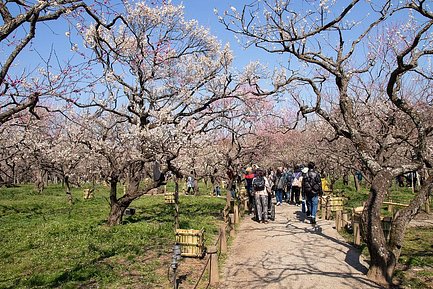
[220,203,384,289]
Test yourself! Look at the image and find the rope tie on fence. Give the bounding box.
[193,256,210,289]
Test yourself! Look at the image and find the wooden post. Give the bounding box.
[207,246,219,286]
[382,217,392,242]
[229,214,236,237]
[426,196,431,214]
[388,204,393,215]
[321,198,326,220]
[233,204,239,224]
[335,210,342,231]
[326,204,332,220]
[239,200,245,217]
[342,212,349,228]
[219,225,227,254]
[353,221,361,245]
[174,183,180,231]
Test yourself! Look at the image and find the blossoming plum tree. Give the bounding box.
[66,1,260,225]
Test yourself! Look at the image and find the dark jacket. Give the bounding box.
[302,169,323,196]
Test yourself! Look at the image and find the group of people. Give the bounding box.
[186,161,324,224]
[244,162,323,224]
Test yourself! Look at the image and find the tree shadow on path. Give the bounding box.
[293,209,369,274]
[222,205,385,289]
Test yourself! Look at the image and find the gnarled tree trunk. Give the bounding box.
[362,171,433,286]
[107,175,130,226]
[362,170,395,286]
[106,164,161,226]
[387,174,433,270]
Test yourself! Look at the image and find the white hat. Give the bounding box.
[302,167,309,174]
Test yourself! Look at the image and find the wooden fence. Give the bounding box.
[191,194,244,289]
[320,196,431,246]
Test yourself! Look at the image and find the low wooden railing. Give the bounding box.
[320,195,431,246]
[192,196,243,288]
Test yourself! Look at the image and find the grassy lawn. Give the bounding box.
[329,178,433,289]
[395,226,433,289]
[0,184,225,288]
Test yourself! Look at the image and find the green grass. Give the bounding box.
[0,184,225,288]
[395,226,433,289]
[399,226,433,268]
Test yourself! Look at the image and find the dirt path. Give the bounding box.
[220,203,383,289]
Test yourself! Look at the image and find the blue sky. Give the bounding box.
[172,0,282,70]
[3,0,421,97]
[3,0,384,80]
[2,0,280,77]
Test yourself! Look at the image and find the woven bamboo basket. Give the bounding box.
[175,229,205,258]
[164,192,175,204]
[327,197,346,212]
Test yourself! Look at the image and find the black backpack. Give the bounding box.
[252,176,265,191]
[304,171,321,193]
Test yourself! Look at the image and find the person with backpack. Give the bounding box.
[291,165,303,206]
[252,167,271,223]
[302,162,323,224]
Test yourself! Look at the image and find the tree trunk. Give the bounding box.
[107,200,129,226]
[354,173,360,192]
[361,171,432,287]
[388,174,433,268]
[107,176,127,226]
[64,175,73,205]
[35,169,45,193]
[12,163,16,185]
[106,173,140,226]
[362,170,395,286]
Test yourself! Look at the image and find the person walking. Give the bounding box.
[252,168,271,224]
[274,167,286,206]
[302,162,323,224]
[186,171,195,195]
[291,165,303,206]
[283,167,292,203]
[210,168,221,197]
[244,167,255,215]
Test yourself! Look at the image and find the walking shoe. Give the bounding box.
[263,220,269,224]
[276,202,281,206]
[311,218,316,225]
